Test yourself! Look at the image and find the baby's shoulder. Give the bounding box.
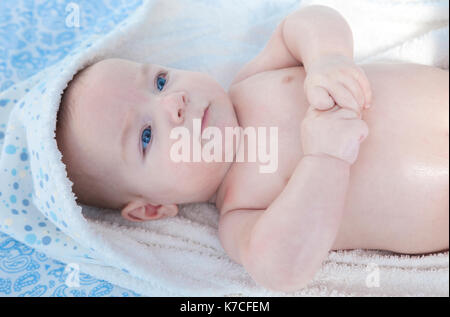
[215,160,287,217]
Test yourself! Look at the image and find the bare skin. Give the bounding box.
[218,63,449,255]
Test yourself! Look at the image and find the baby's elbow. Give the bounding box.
[246,260,314,293]
[262,274,312,293]
[242,245,316,293]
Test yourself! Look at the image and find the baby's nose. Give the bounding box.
[162,92,188,124]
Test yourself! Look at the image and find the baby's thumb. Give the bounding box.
[356,120,369,142]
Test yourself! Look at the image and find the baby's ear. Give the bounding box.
[121,200,178,222]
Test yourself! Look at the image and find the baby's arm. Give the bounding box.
[220,156,350,292]
[219,107,369,292]
[231,5,353,85]
[232,5,371,112]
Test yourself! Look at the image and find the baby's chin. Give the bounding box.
[210,94,239,130]
[166,160,230,202]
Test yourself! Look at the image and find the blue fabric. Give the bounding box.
[0,231,141,296]
[0,0,143,92]
[0,0,143,297]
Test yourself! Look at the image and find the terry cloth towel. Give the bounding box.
[0,0,448,296]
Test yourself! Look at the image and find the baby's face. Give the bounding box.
[68,58,238,220]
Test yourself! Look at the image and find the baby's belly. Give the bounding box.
[231,63,449,253]
[333,63,449,253]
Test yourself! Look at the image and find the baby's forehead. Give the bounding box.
[76,59,147,112]
[88,59,140,89]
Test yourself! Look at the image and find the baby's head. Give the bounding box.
[56,58,238,222]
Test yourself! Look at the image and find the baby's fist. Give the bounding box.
[304,55,372,116]
[301,105,369,165]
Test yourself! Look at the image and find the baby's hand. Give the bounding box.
[301,105,369,165]
[304,55,372,115]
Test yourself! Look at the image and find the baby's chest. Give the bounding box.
[229,66,308,131]
[219,67,309,213]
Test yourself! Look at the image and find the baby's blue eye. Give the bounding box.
[142,127,152,152]
[156,74,167,91]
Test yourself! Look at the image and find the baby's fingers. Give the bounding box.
[331,107,359,119]
[306,85,335,110]
[327,83,361,117]
[337,75,365,107]
[351,67,372,108]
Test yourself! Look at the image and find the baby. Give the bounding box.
[55,6,449,292]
